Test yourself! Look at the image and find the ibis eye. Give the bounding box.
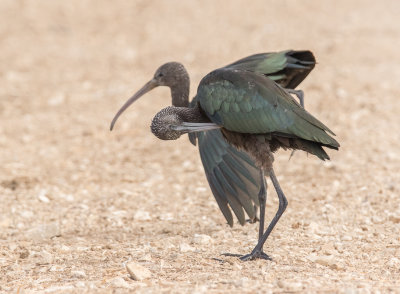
[157,72,164,78]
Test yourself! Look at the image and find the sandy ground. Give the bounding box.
[1,0,400,293]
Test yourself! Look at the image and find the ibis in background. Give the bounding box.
[110,51,339,260]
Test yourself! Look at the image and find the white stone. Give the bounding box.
[341,235,353,241]
[47,93,65,106]
[126,262,151,281]
[306,254,317,262]
[62,194,75,202]
[42,285,74,293]
[26,223,61,241]
[195,187,207,193]
[160,213,174,221]
[193,234,212,245]
[20,210,34,218]
[315,255,334,266]
[110,277,130,288]
[138,254,152,262]
[134,211,151,221]
[75,281,86,288]
[38,190,50,203]
[71,270,86,278]
[307,254,343,270]
[36,250,53,264]
[319,243,336,255]
[387,257,400,267]
[277,280,303,291]
[0,217,11,228]
[371,215,385,224]
[60,245,71,252]
[179,243,195,252]
[182,160,192,168]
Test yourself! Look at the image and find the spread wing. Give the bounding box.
[198,69,339,149]
[189,50,318,226]
[194,129,261,226]
[188,98,260,226]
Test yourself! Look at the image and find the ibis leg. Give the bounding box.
[285,89,304,108]
[257,169,267,242]
[286,89,304,107]
[240,168,288,261]
[240,168,270,261]
[224,169,269,260]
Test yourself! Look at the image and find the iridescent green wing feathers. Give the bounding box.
[195,129,261,226]
[225,50,316,89]
[198,69,339,149]
[189,98,261,226]
[189,50,319,226]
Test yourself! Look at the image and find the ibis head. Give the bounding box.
[150,106,220,140]
[110,62,189,131]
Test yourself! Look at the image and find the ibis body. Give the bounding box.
[110,51,339,260]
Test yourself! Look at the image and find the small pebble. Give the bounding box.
[40,285,74,292]
[47,92,65,106]
[315,255,334,266]
[138,254,152,262]
[59,245,71,252]
[179,243,195,252]
[71,270,86,278]
[277,280,303,291]
[26,223,61,241]
[36,250,53,264]
[75,281,86,288]
[371,215,385,224]
[387,257,400,267]
[19,247,29,259]
[110,277,131,288]
[336,88,348,99]
[193,234,212,245]
[307,254,343,270]
[0,217,11,228]
[341,235,353,241]
[126,262,151,281]
[334,242,344,253]
[134,211,151,221]
[159,213,174,221]
[389,215,400,223]
[319,243,336,255]
[37,189,50,203]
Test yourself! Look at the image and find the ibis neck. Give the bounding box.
[170,74,190,107]
[175,105,209,123]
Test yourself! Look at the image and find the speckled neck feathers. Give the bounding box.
[150,105,209,140]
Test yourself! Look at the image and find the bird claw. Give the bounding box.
[288,150,296,160]
[240,250,272,261]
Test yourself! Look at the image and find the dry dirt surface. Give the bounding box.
[1,0,400,293]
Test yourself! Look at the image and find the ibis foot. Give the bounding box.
[240,250,272,261]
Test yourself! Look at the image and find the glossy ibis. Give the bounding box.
[111,50,314,225]
[110,51,338,261]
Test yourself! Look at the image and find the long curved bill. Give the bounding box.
[110,79,158,131]
[170,122,221,133]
